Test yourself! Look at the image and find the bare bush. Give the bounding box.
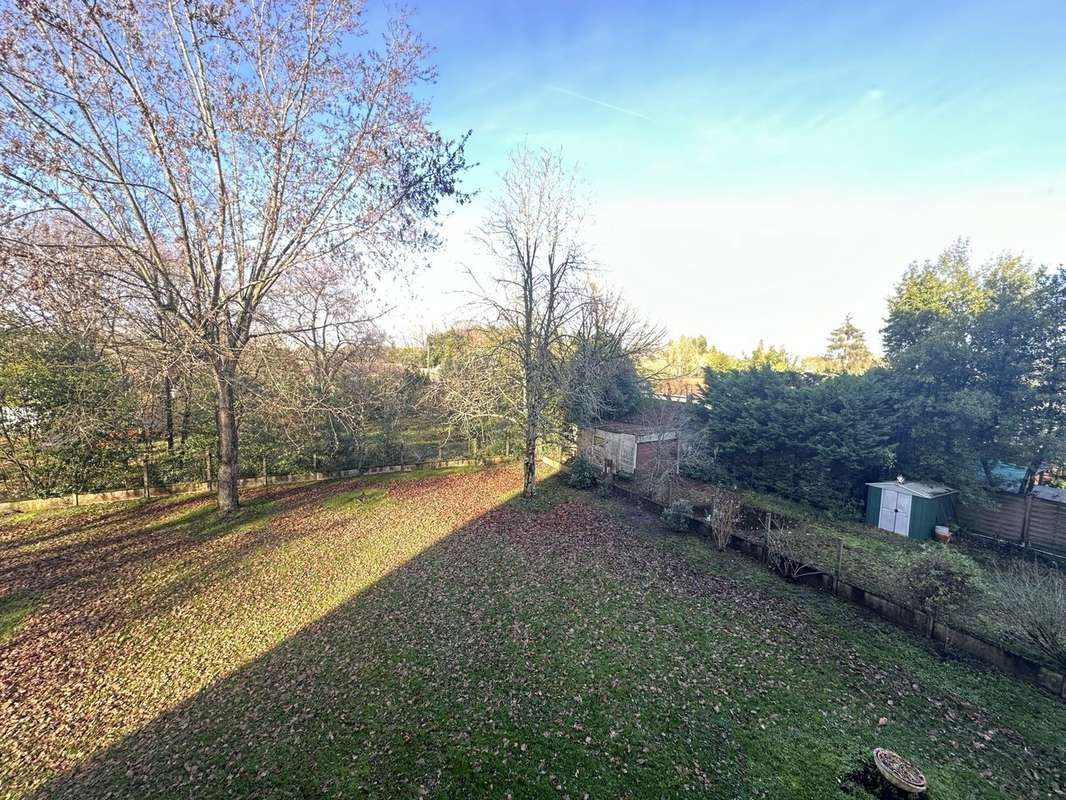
[994,559,1066,671]
[706,487,742,551]
[895,546,985,637]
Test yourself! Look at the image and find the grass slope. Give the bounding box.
[0,467,1062,799]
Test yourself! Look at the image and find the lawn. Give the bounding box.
[1,465,1064,798]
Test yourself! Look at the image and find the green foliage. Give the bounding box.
[883,242,1064,494]
[646,335,742,377]
[895,545,985,623]
[822,315,879,375]
[0,333,138,498]
[563,343,644,426]
[688,244,1065,513]
[744,340,796,371]
[660,499,693,531]
[691,366,895,512]
[564,455,598,489]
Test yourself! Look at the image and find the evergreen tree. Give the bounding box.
[824,315,878,374]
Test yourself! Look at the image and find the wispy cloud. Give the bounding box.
[543,84,651,121]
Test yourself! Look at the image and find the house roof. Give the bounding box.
[866,480,958,499]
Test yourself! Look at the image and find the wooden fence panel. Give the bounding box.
[957,493,1027,543]
[1027,497,1066,554]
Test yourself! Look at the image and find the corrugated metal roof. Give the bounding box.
[866,480,958,499]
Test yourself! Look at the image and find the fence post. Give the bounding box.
[400,440,405,468]
[205,449,213,490]
[764,512,771,564]
[261,454,268,486]
[834,538,843,595]
[1021,493,1033,548]
[313,453,318,473]
[142,456,150,500]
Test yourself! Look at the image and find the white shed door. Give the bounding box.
[618,435,637,473]
[878,489,897,530]
[878,489,911,536]
[893,492,912,536]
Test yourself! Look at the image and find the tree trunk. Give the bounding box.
[178,386,191,448]
[212,364,240,514]
[523,421,537,498]
[161,375,175,451]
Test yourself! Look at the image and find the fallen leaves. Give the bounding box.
[0,468,1062,799]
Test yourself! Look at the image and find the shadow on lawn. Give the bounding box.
[25,483,623,800]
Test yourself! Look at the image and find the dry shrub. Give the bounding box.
[705,487,742,551]
[895,546,985,636]
[995,559,1066,671]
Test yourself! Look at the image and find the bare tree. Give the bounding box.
[0,0,467,512]
[436,326,517,456]
[563,285,663,430]
[470,146,589,497]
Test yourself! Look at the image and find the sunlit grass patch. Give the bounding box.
[0,592,36,643]
[0,509,36,525]
[323,487,388,513]
[362,464,482,483]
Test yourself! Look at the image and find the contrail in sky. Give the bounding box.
[544,84,651,121]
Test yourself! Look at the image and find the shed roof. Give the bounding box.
[866,480,958,499]
[590,421,677,435]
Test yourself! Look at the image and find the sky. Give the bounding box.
[381,0,1066,357]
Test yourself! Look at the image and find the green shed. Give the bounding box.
[864,480,957,540]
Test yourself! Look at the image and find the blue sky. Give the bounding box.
[385,0,1066,356]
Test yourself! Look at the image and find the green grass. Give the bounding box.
[1,466,1063,799]
[0,593,36,643]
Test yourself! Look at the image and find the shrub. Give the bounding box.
[994,560,1066,671]
[661,500,693,532]
[706,487,742,551]
[895,545,984,635]
[565,455,598,489]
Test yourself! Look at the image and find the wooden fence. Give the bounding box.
[958,492,1066,557]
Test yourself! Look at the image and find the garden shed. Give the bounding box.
[865,479,957,540]
[578,420,679,478]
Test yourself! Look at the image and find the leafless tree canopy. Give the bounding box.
[468,145,589,497]
[0,0,468,512]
